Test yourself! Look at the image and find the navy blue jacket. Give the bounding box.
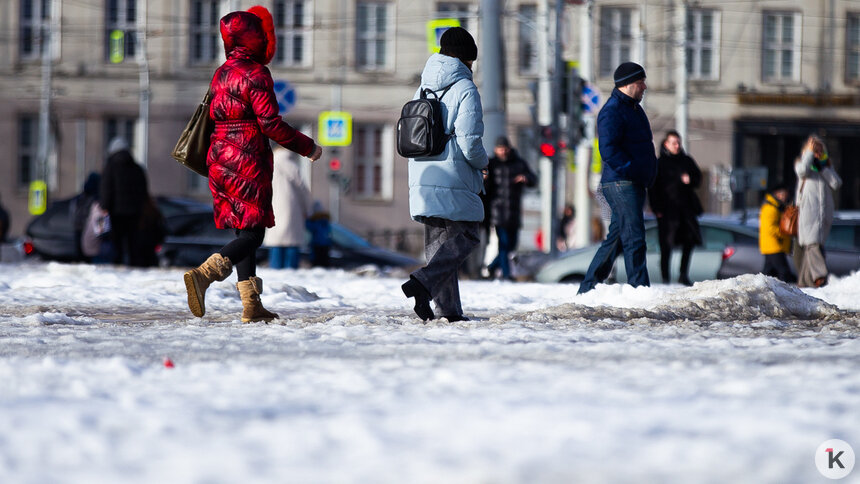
[596,88,657,187]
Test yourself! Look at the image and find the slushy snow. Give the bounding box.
[1,262,859,483]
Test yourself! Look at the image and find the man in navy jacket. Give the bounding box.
[577,62,657,294]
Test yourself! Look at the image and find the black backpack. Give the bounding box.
[396,81,459,158]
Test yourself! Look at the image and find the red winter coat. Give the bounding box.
[207,8,314,229]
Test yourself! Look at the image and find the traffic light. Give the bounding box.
[329,158,342,172]
[538,125,556,158]
[560,62,586,146]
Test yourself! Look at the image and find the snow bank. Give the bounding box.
[504,274,852,325]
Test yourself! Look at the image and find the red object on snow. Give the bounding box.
[163,357,175,369]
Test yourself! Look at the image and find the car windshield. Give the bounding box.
[645,222,757,253]
[331,224,371,249]
[826,224,860,250]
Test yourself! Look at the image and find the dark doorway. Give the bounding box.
[733,119,860,210]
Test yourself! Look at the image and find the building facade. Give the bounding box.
[1,0,858,253]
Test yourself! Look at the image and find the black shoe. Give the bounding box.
[442,314,470,322]
[678,276,694,286]
[401,277,435,321]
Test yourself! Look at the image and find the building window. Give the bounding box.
[354,124,392,200]
[18,116,38,187]
[105,0,137,63]
[273,0,312,67]
[20,0,47,61]
[518,5,538,76]
[105,117,136,155]
[356,2,391,71]
[686,9,720,80]
[848,14,860,83]
[436,3,472,31]
[190,1,221,64]
[599,7,638,78]
[762,11,801,83]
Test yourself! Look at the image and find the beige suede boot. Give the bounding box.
[184,253,233,317]
[237,277,279,323]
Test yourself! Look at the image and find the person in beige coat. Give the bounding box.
[263,146,312,269]
[794,135,842,287]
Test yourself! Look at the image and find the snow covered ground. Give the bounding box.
[0,261,858,483]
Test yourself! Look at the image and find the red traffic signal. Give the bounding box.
[329,158,342,171]
[540,143,556,157]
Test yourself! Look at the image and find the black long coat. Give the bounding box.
[100,150,148,217]
[648,147,703,247]
[484,150,538,229]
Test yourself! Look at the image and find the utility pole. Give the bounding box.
[536,0,556,252]
[37,1,53,189]
[480,0,506,155]
[328,0,349,224]
[138,0,150,167]
[676,1,689,150]
[572,0,594,248]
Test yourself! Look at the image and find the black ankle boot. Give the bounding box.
[401,277,435,321]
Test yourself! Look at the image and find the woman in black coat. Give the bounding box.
[648,131,703,286]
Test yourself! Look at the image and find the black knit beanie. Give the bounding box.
[613,62,646,87]
[440,27,478,62]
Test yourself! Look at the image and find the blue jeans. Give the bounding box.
[269,246,300,269]
[577,181,649,294]
[488,226,519,279]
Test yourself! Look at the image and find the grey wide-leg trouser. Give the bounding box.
[411,217,480,318]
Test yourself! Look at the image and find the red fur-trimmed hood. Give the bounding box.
[220,6,276,65]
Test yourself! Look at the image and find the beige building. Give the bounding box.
[1,0,858,253]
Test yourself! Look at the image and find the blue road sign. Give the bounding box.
[273,80,296,114]
[582,84,601,114]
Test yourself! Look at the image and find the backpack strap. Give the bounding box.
[417,79,464,141]
[420,79,461,101]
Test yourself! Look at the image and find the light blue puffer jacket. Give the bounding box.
[408,53,489,222]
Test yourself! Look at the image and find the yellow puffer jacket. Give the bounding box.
[759,194,791,255]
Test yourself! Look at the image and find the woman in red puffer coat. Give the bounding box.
[184,5,322,323]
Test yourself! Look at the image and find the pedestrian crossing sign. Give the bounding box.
[318,111,353,146]
[28,180,48,215]
[427,19,461,54]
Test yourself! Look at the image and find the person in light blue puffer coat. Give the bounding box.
[401,27,489,323]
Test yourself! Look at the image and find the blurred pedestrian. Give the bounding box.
[648,130,703,286]
[794,135,842,288]
[557,204,575,251]
[484,136,537,280]
[759,183,796,283]
[264,147,312,269]
[137,197,166,268]
[183,6,322,323]
[401,26,488,321]
[81,199,112,263]
[100,137,149,267]
[306,201,331,268]
[0,193,9,243]
[73,172,102,260]
[577,62,657,294]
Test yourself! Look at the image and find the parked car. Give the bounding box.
[158,208,420,270]
[534,217,760,284]
[718,216,860,279]
[25,195,419,270]
[24,196,210,263]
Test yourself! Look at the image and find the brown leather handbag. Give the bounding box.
[779,204,799,236]
[171,89,214,177]
[778,178,805,237]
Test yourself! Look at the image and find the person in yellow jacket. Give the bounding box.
[759,183,796,283]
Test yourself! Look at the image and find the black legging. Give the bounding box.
[219,227,265,281]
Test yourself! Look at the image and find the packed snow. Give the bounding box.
[0,261,858,483]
